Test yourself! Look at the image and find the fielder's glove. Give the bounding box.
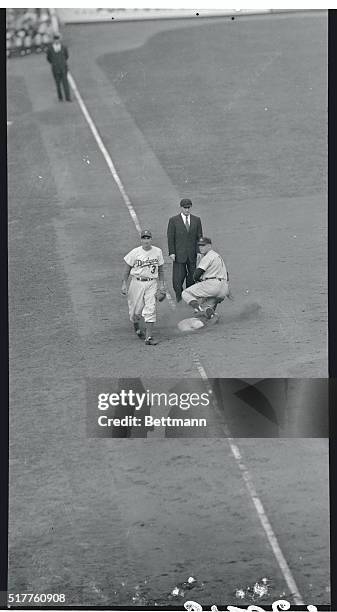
[156,287,167,302]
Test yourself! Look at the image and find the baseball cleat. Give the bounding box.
[205,306,215,320]
[193,306,204,316]
[144,337,158,345]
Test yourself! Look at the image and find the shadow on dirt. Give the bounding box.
[159,301,262,338]
[236,301,262,320]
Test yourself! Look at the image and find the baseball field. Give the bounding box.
[8,10,329,607]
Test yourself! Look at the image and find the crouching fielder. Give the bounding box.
[121,230,165,345]
[182,236,231,319]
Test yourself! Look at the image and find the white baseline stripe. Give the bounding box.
[67,72,142,235]
[68,73,304,605]
[227,438,304,605]
[207,388,304,604]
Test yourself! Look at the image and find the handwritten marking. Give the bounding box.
[185,600,316,612]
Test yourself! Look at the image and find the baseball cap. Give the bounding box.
[197,236,212,245]
[180,198,192,208]
[141,229,152,238]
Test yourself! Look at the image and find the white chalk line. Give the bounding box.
[68,73,142,235]
[227,438,303,604]
[68,72,304,605]
[207,389,304,605]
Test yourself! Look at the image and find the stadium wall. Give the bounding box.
[55,8,275,24]
[7,8,316,58]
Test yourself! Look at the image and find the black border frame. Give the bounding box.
[1,6,9,611]
[1,8,335,611]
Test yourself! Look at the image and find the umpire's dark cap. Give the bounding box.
[141,229,152,238]
[198,236,212,245]
[180,198,192,208]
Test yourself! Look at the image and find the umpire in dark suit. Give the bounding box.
[167,199,203,302]
[46,34,71,102]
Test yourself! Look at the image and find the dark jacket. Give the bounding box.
[46,44,69,74]
[167,213,203,263]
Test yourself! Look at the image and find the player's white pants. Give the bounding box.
[182,279,229,308]
[127,278,157,323]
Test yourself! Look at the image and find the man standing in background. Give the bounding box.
[167,198,203,302]
[46,33,71,102]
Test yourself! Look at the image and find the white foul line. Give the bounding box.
[68,73,304,605]
[227,438,304,605]
[207,390,304,604]
[67,72,142,235]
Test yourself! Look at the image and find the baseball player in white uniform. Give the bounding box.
[182,236,231,319]
[121,230,165,345]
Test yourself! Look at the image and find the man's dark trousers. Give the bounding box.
[173,259,196,302]
[53,69,71,101]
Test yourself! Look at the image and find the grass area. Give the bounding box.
[98,14,327,203]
